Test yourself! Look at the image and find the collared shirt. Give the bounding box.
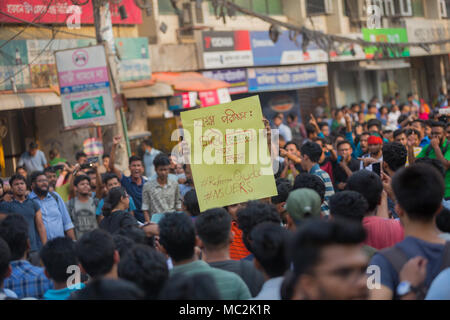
[170,260,251,300]
[251,276,284,300]
[143,148,161,178]
[120,175,148,223]
[18,150,47,173]
[310,164,335,216]
[3,260,53,299]
[141,179,181,215]
[0,197,41,252]
[29,191,74,240]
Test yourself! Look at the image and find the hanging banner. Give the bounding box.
[55,45,116,128]
[180,95,277,211]
[0,0,142,24]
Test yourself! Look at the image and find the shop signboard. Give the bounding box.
[405,19,450,56]
[247,64,328,92]
[55,45,116,128]
[362,28,410,59]
[202,68,248,94]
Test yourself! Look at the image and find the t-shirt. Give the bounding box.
[95,197,137,216]
[120,175,148,223]
[170,260,251,300]
[18,150,47,173]
[43,283,85,300]
[66,198,99,240]
[229,221,251,260]
[332,158,361,188]
[0,198,42,252]
[369,237,447,295]
[425,267,450,300]
[362,216,404,250]
[209,260,265,297]
[49,158,67,167]
[417,140,450,199]
[99,210,138,234]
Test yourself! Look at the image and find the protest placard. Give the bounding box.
[180,95,277,212]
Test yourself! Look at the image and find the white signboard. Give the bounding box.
[55,45,116,128]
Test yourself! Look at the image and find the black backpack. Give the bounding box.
[380,241,450,300]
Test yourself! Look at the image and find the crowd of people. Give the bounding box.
[0,91,450,300]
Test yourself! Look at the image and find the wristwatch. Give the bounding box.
[396,281,418,297]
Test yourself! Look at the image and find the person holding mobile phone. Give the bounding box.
[359,135,383,173]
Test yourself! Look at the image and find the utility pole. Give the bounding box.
[92,0,132,171]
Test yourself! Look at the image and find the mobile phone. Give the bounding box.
[337,155,343,164]
[52,165,65,171]
[372,162,381,177]
[87,157,99,164]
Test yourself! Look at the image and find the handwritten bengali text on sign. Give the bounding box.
[180,95,277,211]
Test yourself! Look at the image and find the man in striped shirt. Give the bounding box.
[300,142,335,216]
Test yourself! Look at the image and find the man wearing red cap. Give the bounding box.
[359,135,383,172]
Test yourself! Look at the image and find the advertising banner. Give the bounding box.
[0,0,142,24]
[362,28,410,59]
[247,64,328,92]
[55,45,116,128]
[202,69,248,95]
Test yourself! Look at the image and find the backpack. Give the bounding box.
[66,196,100,220]
[380,241,450,300]
[424,141,450,157]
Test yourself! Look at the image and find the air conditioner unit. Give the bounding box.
[440,0,448,18]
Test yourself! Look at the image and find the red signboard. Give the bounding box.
[0,0,142,24]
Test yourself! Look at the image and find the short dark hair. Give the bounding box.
[272,178,292,204]
[195,208,231,250]
[158,273,220,300]
[183,190,200,217]
[74,175,91,187]
[40,237,78,283]
[236,201,281,253]
[292,219,366,277]
[103,173,120,185]
[285,141,299,151]
[44,167,56,174]
[113,234,135,259]
[436,208,450,233]
[305,124,316,136]
[345,170,383,212]
[102,154,110,160]
[29,142,38,150]
[75,151,87,160]
[142,138,153,148]
[158,212,196,262]
[153,154,171,169]
[329,191,368,223]
[430,121,446,129]
[393,129,405,139]
[250,223,291,278]
[300,142,323,163]
[71,278,145,300]
[382,142,407,172]
[336,140,352,150]
[412,119,425,129]
[118,244,169,299]
[319,122,329,130]
[75,229,116,278]
[0,237,11,283]
[128,156,143,166]
[367,119,382,132]
[392,164,445,222]
[30,171,45,184]
[415,157,445,178]
[293,173,325,202]
[9,174,27,186]
[0,214,29,261]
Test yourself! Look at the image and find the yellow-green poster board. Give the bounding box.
[181,95,277,212]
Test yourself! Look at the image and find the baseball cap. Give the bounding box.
[286,188,322,224]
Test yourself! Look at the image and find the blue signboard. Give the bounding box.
[249,31,328,66]
[202,68,248,94]
[247,64,328,93]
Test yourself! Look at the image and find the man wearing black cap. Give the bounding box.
[18,142,48,173]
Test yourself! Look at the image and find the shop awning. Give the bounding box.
[122,82,174,99]
[152,72,231,92]
[0,92,61,111]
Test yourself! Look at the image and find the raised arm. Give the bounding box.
[109,135,123,180]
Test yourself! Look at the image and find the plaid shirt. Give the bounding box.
[310,164,335,216]
[3,260,53,299]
